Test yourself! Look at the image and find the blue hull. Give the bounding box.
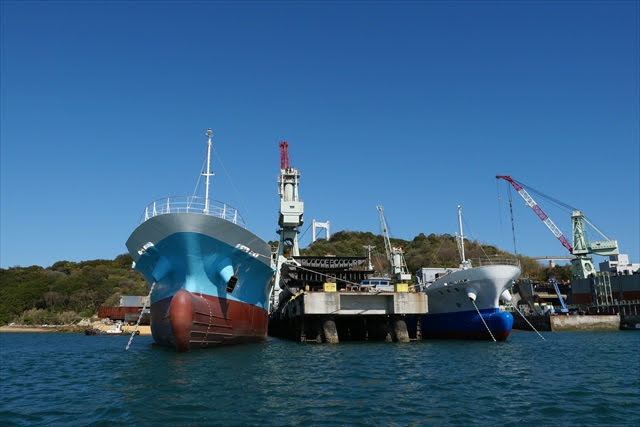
[421,308,513,341]
[133,231,274,310]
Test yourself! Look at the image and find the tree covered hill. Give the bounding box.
[0,255,146,325]
[300,230,564,280]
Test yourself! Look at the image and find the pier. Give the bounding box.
[269,256,428,343]
[269,289,428,343]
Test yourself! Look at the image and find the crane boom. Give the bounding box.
[496,175,573,254]
[376,205,411,281]
[376,205,394,270]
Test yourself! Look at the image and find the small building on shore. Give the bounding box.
[97,295,149,324]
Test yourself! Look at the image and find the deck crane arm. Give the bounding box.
[496,175,573,254]
[376,205,394,271]
[549,275,569,313]
[376,205,411,281]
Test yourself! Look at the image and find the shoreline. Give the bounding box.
[0,325,85,333]
[0,325,152,335]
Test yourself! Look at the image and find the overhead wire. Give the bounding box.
[507,184,519,256]
[461,215,491,262]
[211,142,251,227]
[516,178,577,212]
[509,177,613,242]
[298,222,313,245]
[190,151,207,201]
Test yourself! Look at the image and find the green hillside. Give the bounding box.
[300,230,566,281]
[0,255,146,326]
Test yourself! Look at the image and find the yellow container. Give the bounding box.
[394,283,408,293]
[323,283,337,292]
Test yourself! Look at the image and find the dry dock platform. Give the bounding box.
[269,289,427,343]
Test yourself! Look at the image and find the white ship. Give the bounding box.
[416,206,521,340]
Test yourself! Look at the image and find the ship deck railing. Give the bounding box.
[139,196,246,228]
[471,256,521,267]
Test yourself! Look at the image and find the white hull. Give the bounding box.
[421,264,521,314]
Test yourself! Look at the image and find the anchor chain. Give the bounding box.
[125,281,156,351]
[203,295,213,346]
[470,298,496,342]
[511,304,545,340]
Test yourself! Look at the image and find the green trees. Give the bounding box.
[0,255,146,325]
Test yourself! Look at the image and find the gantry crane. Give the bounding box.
[496,175,618,278]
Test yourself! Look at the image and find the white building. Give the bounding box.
[599,254,640,275]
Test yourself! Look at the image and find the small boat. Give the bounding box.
[84,322,137,336]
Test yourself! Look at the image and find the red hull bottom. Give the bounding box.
[151,290,268,351]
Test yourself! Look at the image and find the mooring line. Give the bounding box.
[125,281,156,351]
[511,304,545,340]
[470,298,496,342]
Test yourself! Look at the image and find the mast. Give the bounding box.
[203,129,214,214]
[457,205,466,264]
[363,245,376,271]
[456,204,472,269]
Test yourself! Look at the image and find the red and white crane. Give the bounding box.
[496,175,573,254]
[272,141,305,310]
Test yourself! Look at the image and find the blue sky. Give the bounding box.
[1,1,638,268]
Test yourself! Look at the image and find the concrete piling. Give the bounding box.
[393,318,410,343]
[322,319,339,343]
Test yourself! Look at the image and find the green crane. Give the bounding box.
[570,210,618,278]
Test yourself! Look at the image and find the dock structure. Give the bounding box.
[268,256,428,343]
[512,276,640,331]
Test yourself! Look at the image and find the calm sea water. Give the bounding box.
[1,331,638,426]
